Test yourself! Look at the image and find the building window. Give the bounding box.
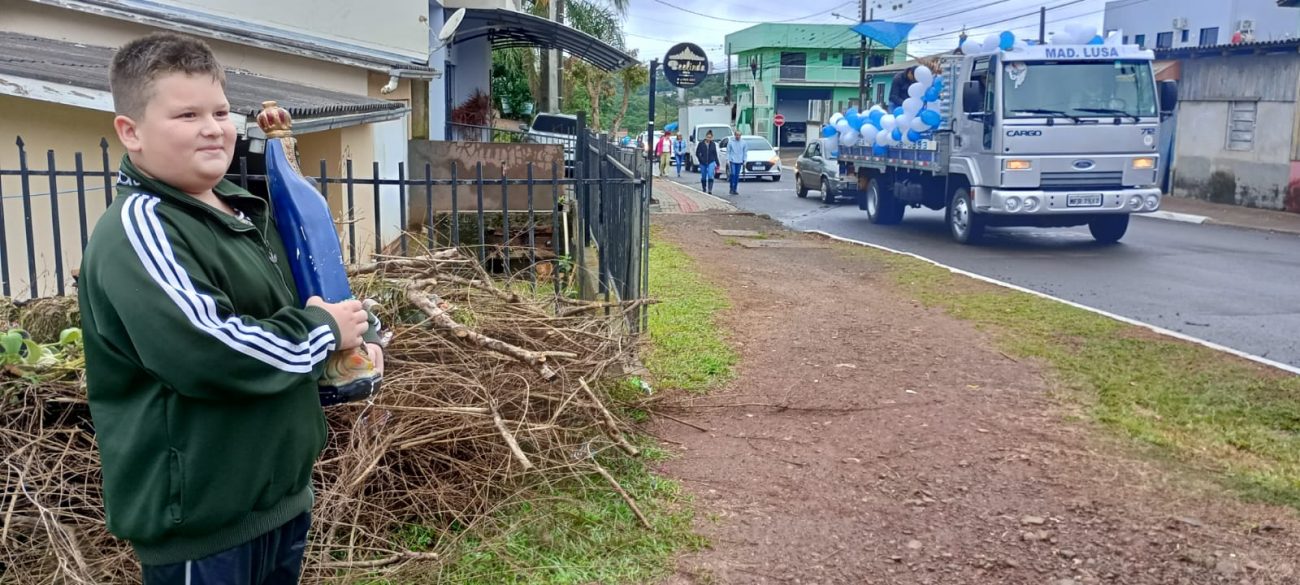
[868,55,886,68]
[1200,27,1219,46]
[780,52,806,80]
[1181,29,1190,43]
[842,53,861,68]
[1227,101,1257,151]
[820,52,828,61]
[1123,36,1129,44]
[1156,32,1173,48]
[1135,34,1146,48]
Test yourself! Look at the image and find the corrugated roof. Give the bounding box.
[0,32,404,119]
[458,8,636,71]
[725,23,864,54]
[1154,38,1300,58]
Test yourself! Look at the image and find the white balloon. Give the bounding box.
[835,119,851,133]
[908,83,925,99]
[839,130,859,146]
[869,104,886,114]
[876,129,891,146]
[961,39,983,55]
[914,66,934,86]
[982,34,1000,53]
[1013,39,1029,51]
[910,116,930,132]
[880,114,896,130]
[903,97,923,115]
[829,113,844,125]
[861,130,876,146]
[1105,31,1123,46]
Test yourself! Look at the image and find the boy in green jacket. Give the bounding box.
[79,32,378,584]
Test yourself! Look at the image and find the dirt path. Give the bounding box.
[651,212,1300,585]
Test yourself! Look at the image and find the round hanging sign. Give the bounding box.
[663,42,710,89]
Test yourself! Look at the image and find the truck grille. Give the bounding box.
[1040,171,1123,190]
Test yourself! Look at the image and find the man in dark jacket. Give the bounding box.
[889,66,917,109]
[695,130,720,194]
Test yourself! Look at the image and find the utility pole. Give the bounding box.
[548,0,561,112]
[857,0,869,108]
[1039,6,1046,44]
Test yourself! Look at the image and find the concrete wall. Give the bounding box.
[1173,100,1295,210]
[1104,0,1300,48]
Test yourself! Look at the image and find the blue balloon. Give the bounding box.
[1088,35,1104,45]
[920,109,942,127]
[932,77,945,92]
[907,129,923,142]
[999,31,1016,51]
[829,149,839,158]
[893,107,905,117]
[891,128,903,142]
[845,106,859,119]
[869,110,884,126]
[923,86,941,102]
[845,113,861,129]
[822,125,838,137]
[872,144,888,156]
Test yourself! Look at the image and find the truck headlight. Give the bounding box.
[1005,196,1022,212]
[1129,195,1144,210]
[1004,159,1032,171]
[1132,157,1156,170]
[1145,195,1160,211]
[1023,196,1040,212]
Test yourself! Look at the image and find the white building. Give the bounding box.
[1104,0,1300,50]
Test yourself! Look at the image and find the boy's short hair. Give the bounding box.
[110,32,227,119]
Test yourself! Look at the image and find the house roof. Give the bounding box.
[456,8,636,71]
[725,24,866,54]
[1154,38,1300,59]
[864,51,954,75]
[0,32,406,126]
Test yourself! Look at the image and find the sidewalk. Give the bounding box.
[1158,196,1300,236]
[650,176,735,214]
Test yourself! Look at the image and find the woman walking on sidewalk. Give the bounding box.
[695,131,720,194]
[656,131,673,177]
[673,132,687,177]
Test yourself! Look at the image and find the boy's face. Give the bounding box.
[114,73,235,196]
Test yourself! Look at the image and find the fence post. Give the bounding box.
[46,150,65,296]
[75,153,88,252]
[425,163,434,250]
[501,162,510,278]
[371,161,381,259]
[100,138,113,209]
[17,137,38,299]
[398,161,408,256]
[346,159,357,264]
[475,162,486,264]
[527,162,536,290]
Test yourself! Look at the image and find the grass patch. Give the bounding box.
[644,234,737,393]
[380,446,702,584]
[851,247,1300,510]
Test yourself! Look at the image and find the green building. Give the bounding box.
[725,23,907,147]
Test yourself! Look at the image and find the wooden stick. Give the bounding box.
[318,551,440,569]
[593,461,652,530]
[439,273,525,304]
[653,410,711,433]
[492,406,535,470]
[406,285,557,380]
[578,378,640,456]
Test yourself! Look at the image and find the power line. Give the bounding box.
[908,0,1153,47]
[905,0,1091,45]
[648,0,854,25]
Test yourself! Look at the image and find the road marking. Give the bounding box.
[809,230,1300,377]
[1138,210,1210,224]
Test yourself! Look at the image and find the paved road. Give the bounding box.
[658,165,1300,369]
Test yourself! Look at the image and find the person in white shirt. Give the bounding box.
[726,130,749,195]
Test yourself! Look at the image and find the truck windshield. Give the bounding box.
[1002,60,1157,119]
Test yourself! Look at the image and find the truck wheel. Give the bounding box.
[947,188,985,244]
[1089,214,1130,244]
[822,178,836,204]
[796,174,808,198]
[866,178,905,225]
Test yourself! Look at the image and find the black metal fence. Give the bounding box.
[1,122,650,329]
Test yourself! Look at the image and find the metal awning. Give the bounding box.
[456,8,636,71]
[0,32,407,133]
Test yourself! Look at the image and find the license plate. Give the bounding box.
[1067,193,1103,207]
[749,163,765,170]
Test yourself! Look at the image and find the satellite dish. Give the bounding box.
[436,8,466,48]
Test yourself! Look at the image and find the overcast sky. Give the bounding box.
[623,0,1113,69]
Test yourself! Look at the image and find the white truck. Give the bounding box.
[839,44,1178,244]
[678,104,732,172]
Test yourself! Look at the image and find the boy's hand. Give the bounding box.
[366,343,384,376]
[307,297,368,350]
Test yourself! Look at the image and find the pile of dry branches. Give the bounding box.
[1,248,649,584]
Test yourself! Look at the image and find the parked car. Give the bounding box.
[721,135,782,181]
[794,139,859,204]
[521,113,577,171]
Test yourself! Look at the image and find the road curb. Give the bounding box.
[654,175,736,207]
[1138,210,1210,225]
[808,229,1300,377]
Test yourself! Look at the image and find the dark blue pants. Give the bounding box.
[142,511,311,585]
[729,162,742,193]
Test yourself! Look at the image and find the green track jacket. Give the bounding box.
[78,156,341,565]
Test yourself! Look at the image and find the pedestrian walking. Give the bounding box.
[695,131,719,194]
[727,129,749,195]
[656,131,673,177]
[673,132,687,177]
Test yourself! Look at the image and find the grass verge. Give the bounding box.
[644,233,737,393]
[850,247,1300,511]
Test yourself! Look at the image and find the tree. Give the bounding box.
[609,56,648,133]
